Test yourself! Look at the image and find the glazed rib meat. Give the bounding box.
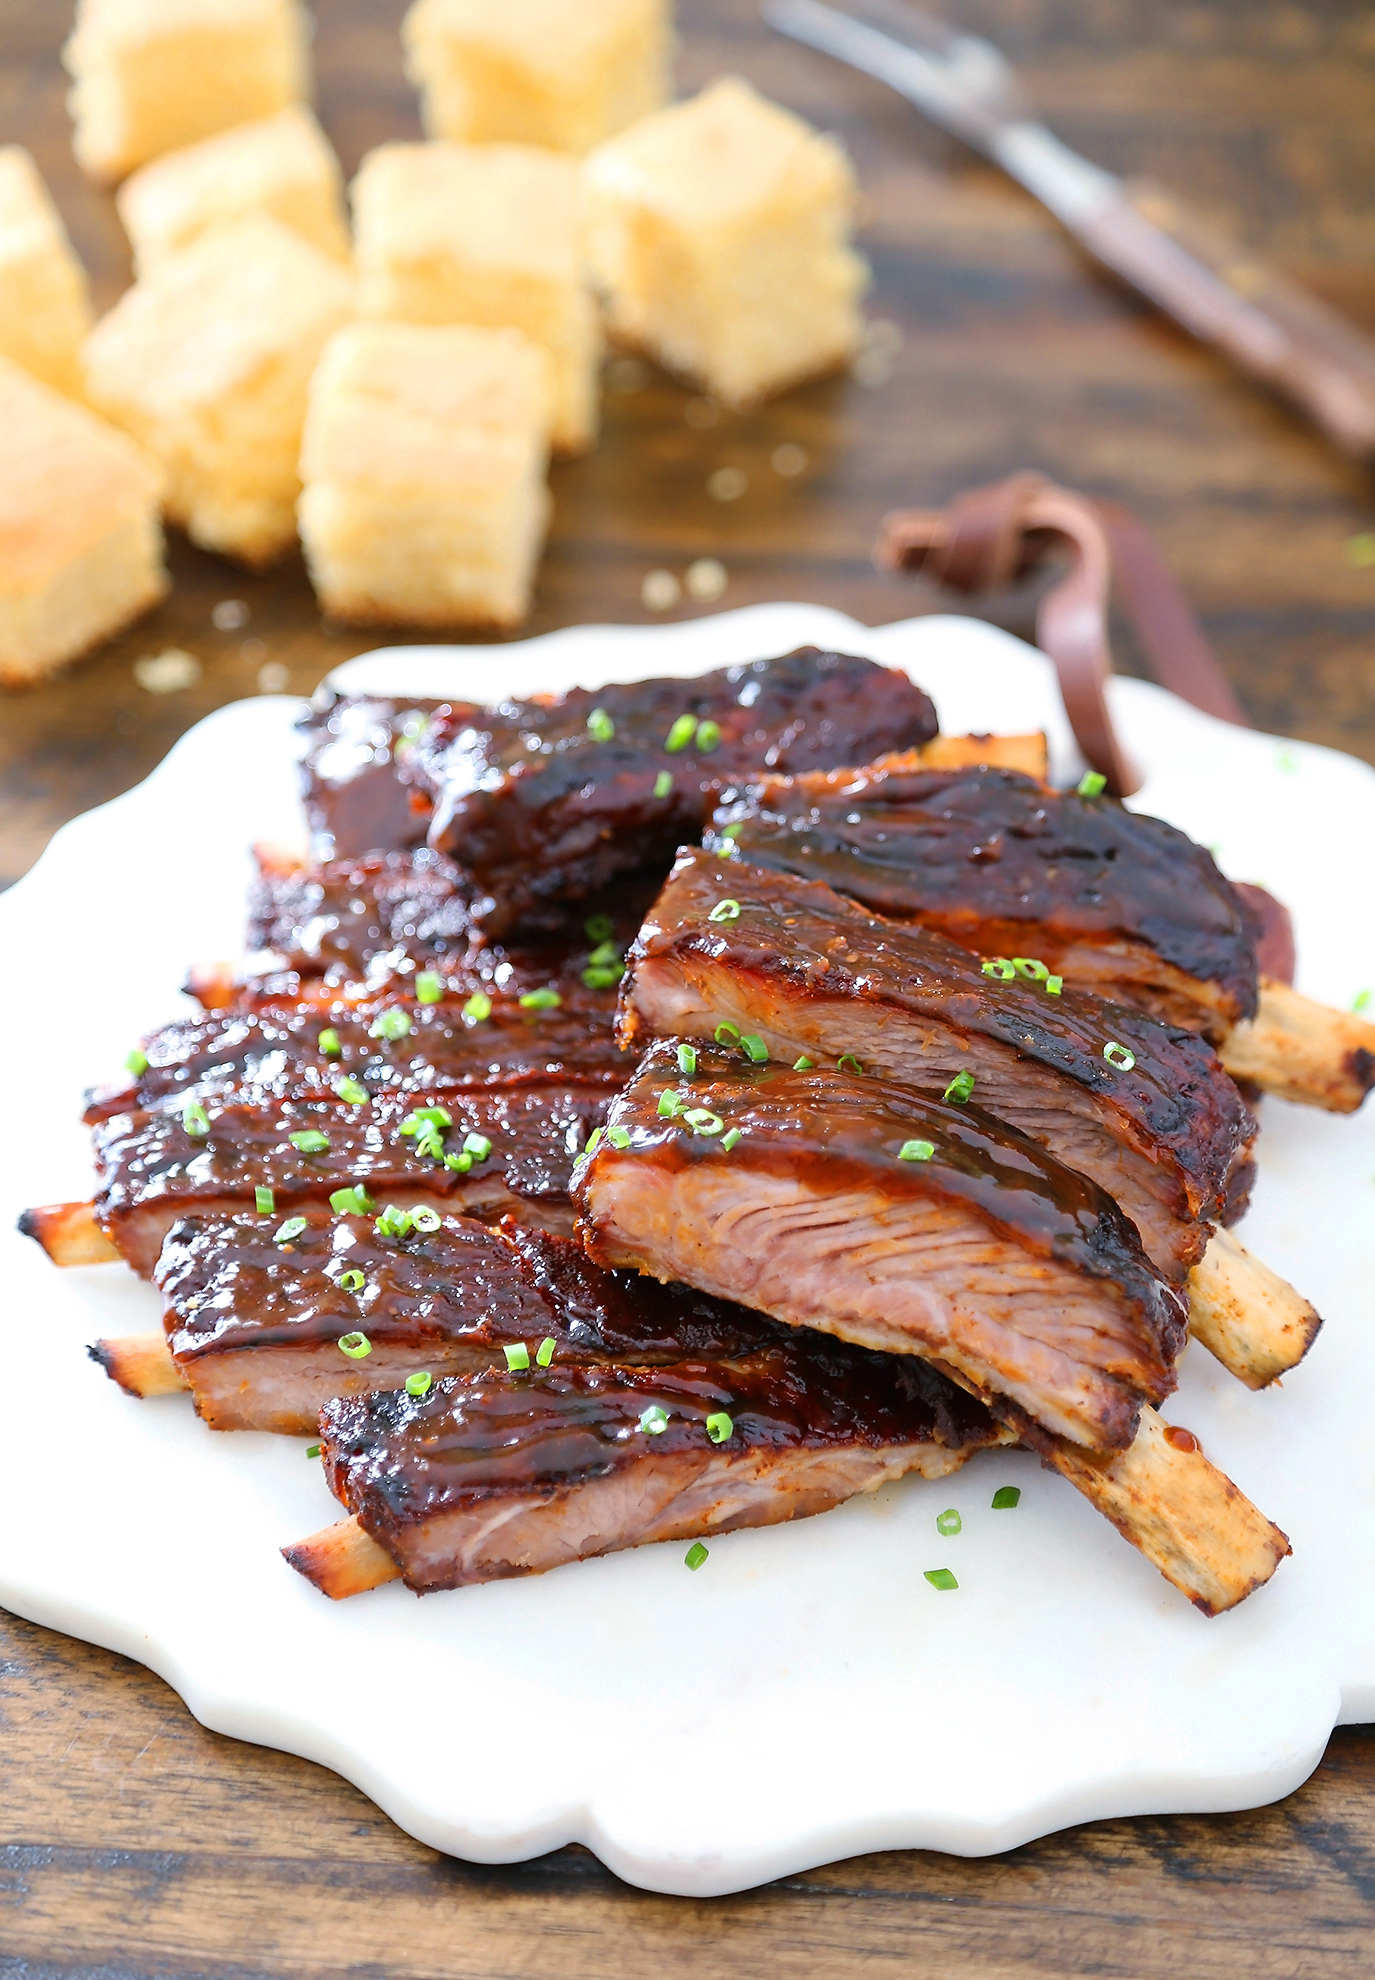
[91,1084,610,1273]
[708,760,1261,1037]
[622,851,1256,1282]
[402,649,938,936]
[292,1342,1005,1595]
[578,1042,1188,1451]
[298,692,439,861]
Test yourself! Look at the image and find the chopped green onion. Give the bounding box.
[1077,770,1107,798]
[334,1076,369,1104]
[400,1105,453,1136]
[182,1100,211,1138]
[924,1568,958,1591]
[793,1055,814,1070]
[607,1125,633,1150]
[329,1185,374,1215]
[664,713,698,752]
[705,1411,734,1444]
[339,1268,366,1293]
[275,1216,307,1244]
[713,1023,740,1046]
[653,769,674,799]
[586,707,616,743]
[1103,1041,1136,1071]
[720,821,744,841]
[504,1343,530,1371]
[684,1108,724,1136]
[535,1337,556,1367]
[658,1089,681,1117]
[415,970,444,1004]
[718,837,740,859]
[370,1008,412,1043]
[899,1139,935,1162]
[695,719,721,752]
[519,987,562,1010]
[410,1205,441,1232]
[414,1131,446,1162]
[585,914,615,942]
[1045,976,1064,996]
[444,1149,472,1172]
[125,1048,149,1076]
[405,1370,433,1397]
[677,1042,698,1075]
[981,958,1016,981]
[991,1485,1021,1509]
[1013,957,1049,981]
[685,1542,709,1571]
[1354,989,1373,1014]
[588,941,621,968]
[306,1444,322,1459]
[935,1508,962,1537]
[837,1053,864,1075]
[375,1204,414,1239]
[337,1331,371,1359]
[462,1132,492,1161]
[255,1185,275,1217]
[583,1126,604,1157]
[463,991,492,1023]
[707,898,741,923]
[582,966,622,989]
[740,1033,768,1063]
[720,1127,741,1152]
[289,1129,331,1154]
[318,1027,341,1058]
[943,1071,975,1104]
[639,1404,668,1434]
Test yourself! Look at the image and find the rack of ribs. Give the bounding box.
[707,759,1375,1110]
[574,1042,1289,1613]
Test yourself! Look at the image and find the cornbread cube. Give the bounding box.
[117,107,350,274]
[84,213,354,566]
[297,321,553,630]
[402,0,669,154]
[352,142,598,454]
[0,356,167,687]
[582,76,868,410]
[64,0,311,184]
[0,147,95,399]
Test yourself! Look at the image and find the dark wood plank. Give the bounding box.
[3,0,1375,1968]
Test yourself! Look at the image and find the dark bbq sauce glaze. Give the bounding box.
[708,762,1261,1024]
[297,695,439,862]
[404,650,938,937]
[630,849,1255,1219]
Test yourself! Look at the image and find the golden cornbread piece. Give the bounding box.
[582,76,868,409]
[297,321,553,630]
[64,0,311,184]
[84,213,354,566]
[0,356,167,687]
[0,147,95,400]
[402,0,669,154]
[117,107,350,274]
[352,142,598,454]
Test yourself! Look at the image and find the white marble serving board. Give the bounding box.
[2,602,1372,1897]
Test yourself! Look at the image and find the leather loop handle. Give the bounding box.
[875,473,1249,797]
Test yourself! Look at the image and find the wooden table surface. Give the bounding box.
[4,0,1375,1969]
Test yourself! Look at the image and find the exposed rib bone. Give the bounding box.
[1187,1227,1321,1390]
[89,1333,188,1397]
[17,1201,120,1266]
[283,1517,401,1599]
[1220,976,1375,1112]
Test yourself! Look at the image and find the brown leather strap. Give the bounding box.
[875,473,1249,796]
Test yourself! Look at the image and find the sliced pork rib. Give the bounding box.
[577,1042,1187,1452]
[290,1345,1005,1596]
[622,851,1256,1282]
[298,692,439,862]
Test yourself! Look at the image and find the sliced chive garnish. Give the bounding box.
[329,1185,374,1215]
[255,1185,275,1217]
[720,821,744,840]
[463,991,492,1022]
[289,1129,330,1153]
[658,1089,681,1117]
[924,1568,958,1591]
[461,1131,491,1160]
[684,1108,724,1136]
[318,1027,341,1057]
[182,1100,211,1138]
[334,1076,368,1104]
[1103,1041,1136,1071]
[653,769,673,799]
[981,958,1016,980]
[306,1444,322,1459]
[583,966,622,989]
[1045,975,1064,996]
[677,1042,698,1076]
[739,1033,768,1063]
[836,1053,864,1075]
[607,1125,633,1150]
[685,1542,709,1570]
[400,1104,453,1136]
[935,1508,962,1537]
[125,1048,149,1076]
[504,1343,530,1371]
[713,1022,740,1045]
[1012,957,1049,981]
[405,1370,433,1397]
[705,1411,733,1443]
[275,1216,307,1244]
[535,1337,556,1367]
[585,914,615,942]
[586,707,615,742]
[1077,770,1107,798]
[337,1331,371,1359]
[587,941,621,967]
[664,713,698,753]
[375,1204,414,1239]
[370,1008,412,1042]
[519,987,562,1010]
[992,1486,1021,1509]
[639,1404,669,1434]
[444,1149,472,1172]
[339,1268,366,1293]
[707,898,741,923]
[410,1205,441,1231]
[793,1055,814,1070]
[943,1071,975,1104]
[695,719,721,752]
[415,970,444,1004]
[584,1126,604,1156]
[899,1139,934,1162]
[1353,988,1372,1014]
[720,1127,741,1152]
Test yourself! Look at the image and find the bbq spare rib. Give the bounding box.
[707,759,1375,1111]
